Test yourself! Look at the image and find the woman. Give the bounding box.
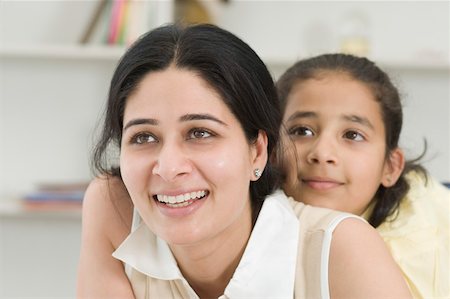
[77,24,411,298]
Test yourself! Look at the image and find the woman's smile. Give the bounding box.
[152,189,209,217]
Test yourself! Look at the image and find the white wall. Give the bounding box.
[0,57,114,196]
[207,1,449,63]
[0,214,81,298]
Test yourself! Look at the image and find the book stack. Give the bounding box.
[22,183,88,211]
[80,0,155,46]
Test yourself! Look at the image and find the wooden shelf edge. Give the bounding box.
[0,199,81,219]
[1,44,449,71]
[0,44,126,61]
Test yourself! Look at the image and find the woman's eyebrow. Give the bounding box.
[123,118,158,131]
[180,113,228,126]
[123,113,227,132]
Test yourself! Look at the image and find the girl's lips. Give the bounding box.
[302,178,343,190]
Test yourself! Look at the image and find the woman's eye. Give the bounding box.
[343,130,365,141]
[132,133,157,144]
[288,126,314,137]
[188,128,213,140]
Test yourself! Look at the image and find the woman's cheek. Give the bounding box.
[121,153,148,193]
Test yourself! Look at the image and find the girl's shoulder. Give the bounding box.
[82,176,133,248]
[381,171,449,230]
[405,171,450,204]
[77,176,136,297]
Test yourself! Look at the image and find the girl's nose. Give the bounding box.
[306,136,338,165]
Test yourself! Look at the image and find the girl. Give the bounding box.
[77,25,411,298]
[277,53,449,298]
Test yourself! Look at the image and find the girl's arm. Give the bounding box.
[329,218,412,299]
[77,177,135,298]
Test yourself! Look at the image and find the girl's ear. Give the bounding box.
[250,130,268,181]
[381,148,405,187]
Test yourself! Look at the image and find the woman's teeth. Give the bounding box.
[156,190,207,207]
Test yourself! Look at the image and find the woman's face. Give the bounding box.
[120,67,264,246]
[281,73,392,215]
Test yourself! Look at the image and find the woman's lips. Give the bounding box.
[152,190,209,217]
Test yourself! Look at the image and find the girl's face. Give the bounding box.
[282,73,394,215]
[120,67,266,247]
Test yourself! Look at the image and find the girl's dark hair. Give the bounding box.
[92,23,282,216]
[276,53,427,228]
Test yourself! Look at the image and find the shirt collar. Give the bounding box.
[113,190,299,298]
[223,190,299,298]
[112,220,182,280]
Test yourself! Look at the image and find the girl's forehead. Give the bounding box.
[290,73,375,102]
[285,73,384,123]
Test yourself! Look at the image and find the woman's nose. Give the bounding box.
[152,141,192,182]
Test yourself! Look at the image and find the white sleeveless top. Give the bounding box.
[113,190,360,298]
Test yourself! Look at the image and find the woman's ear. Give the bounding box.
[381,148,405,187]
[250,130,268,181]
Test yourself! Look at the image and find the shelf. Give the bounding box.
[374,56,450,72]
[264,54,450,72]
[1,44,449,71]
[0,44,126,61]
[0,199,81,219]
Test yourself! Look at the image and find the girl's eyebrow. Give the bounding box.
[123,113,227,132]
[342,114,374,130]
[286,111,316,122]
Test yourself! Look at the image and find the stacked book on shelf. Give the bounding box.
[22,183,88,211]
[80,0,157,46]
[79,0,216,46]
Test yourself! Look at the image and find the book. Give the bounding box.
[21,182,88,211]
[80,0,109,44]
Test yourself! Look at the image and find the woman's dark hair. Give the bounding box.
[92,23,282,216]
[276,53,427,228]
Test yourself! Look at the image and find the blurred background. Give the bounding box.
[0,1,448,298]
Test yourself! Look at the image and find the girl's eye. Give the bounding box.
[288,126,314,137]
[188,128,213,140]
[343,130,365,141]
[131,133,157,144]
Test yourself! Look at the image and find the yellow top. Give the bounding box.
[363,172,450,298]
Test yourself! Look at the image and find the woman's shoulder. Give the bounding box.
[286,195,363,233]
[287,194,411,298]
[327,217,412,298]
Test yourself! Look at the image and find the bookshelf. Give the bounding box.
[1,44,449,72]
[0,199,81,218]
[0,44,126,61]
